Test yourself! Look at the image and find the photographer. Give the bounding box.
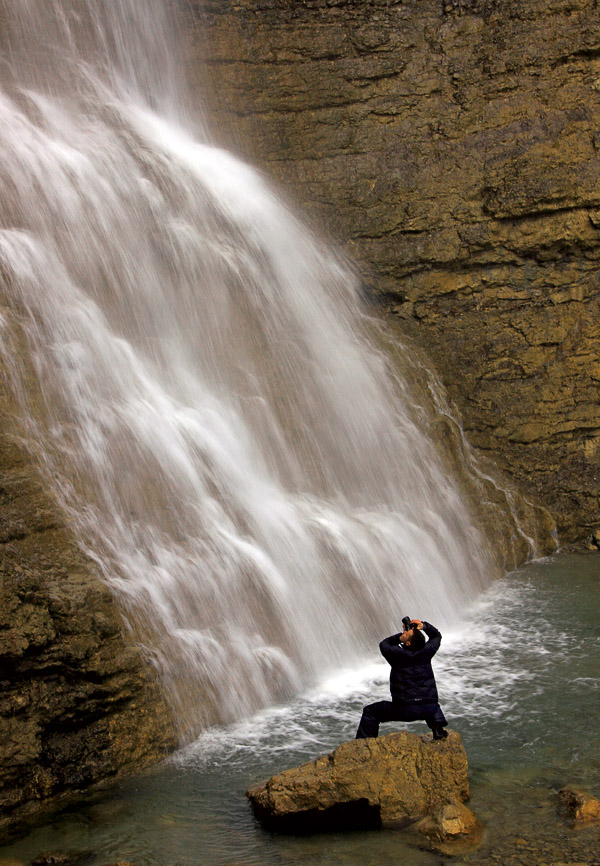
[355,618,448,741]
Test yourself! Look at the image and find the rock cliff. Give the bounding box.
[2,0,598,840]
[188,0,600,541]
[0,327,176,839]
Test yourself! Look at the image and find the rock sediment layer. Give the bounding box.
[189,0,600,541]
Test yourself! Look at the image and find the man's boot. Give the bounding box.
[432,725,448,740]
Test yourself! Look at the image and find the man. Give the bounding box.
[355,618,448,740]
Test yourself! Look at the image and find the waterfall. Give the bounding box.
[0,0,497,738]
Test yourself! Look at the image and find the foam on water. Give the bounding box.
[0,556,598,866]
[177,556,588,770]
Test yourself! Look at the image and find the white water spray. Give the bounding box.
[0,0,496,737]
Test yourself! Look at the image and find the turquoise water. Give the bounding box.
[2,553,599,865]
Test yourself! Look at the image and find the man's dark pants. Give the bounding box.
[355,699,447,739]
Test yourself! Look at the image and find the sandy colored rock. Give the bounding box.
[558,786,600,825]
[414,800,483,854]
[415,801,479,841]
[247,730,469,831]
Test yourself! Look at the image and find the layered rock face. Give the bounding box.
[188,0,600,541]
[0,355,175,838]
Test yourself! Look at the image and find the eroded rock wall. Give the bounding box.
[187,0,600,540]
[0,333,175,839]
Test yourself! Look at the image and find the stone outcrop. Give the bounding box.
[558,786,600,825]
[0,338,176,840]
[415,800,479,841]
[414,800,483,855]
[186,0,600,542]
[246,729,471,831]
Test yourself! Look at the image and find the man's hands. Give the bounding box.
[400,616,424,644]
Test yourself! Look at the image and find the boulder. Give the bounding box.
[558,786,600,825]
[246,730,470,831]
[415,801,479,841]
[414,801,483,854]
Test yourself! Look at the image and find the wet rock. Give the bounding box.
[558,785,600,825]
[415,800,480,840]
[246,730,470,831]
[0,346,176,841]
[587,528,600,550]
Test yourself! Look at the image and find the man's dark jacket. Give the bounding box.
[379,622,441,704]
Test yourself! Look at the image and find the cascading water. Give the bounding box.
[0,0,498,739]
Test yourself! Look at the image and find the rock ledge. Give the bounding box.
[247,729,470,832]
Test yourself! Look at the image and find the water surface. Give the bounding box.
[3,553,599,865]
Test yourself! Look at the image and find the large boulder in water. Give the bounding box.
[246,730,470,831]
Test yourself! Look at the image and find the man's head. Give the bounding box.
[400,627,426,651]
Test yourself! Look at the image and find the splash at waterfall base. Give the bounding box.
[247,729,482,850]
[0,556,598,865]
[0,0,595,857]
[0,0,540,845]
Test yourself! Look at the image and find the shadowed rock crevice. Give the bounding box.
[253,798,383,833]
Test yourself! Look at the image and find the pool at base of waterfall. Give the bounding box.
[2,553,599,866]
